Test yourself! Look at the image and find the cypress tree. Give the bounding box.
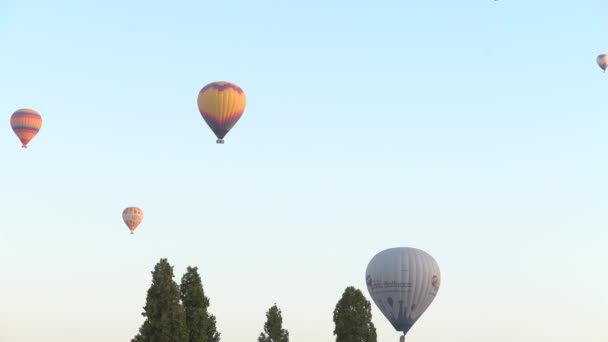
[132,258,188,342]
[333,286,377,342]
[180,266,220,342]
[257,303,289,342]
[204,313,220,342]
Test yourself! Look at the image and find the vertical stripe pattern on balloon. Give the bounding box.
[365,247,441,336]
[197,81,246,141]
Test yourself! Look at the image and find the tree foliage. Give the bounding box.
[132,258,188,342]
[257,304,289,342]
[333,286,377,342]
[180,266,220,342]
[204,313,221,342]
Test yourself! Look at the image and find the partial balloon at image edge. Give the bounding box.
[597,54,608,72]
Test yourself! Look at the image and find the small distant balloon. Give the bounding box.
[122,207,144,234]
[10,108,42,148]
[197,81,246,144]
[597,54,608,72]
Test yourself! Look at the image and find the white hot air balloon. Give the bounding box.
[597,54,608,72]
[365,247,441,341]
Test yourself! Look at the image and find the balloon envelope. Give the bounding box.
[597,54,608,72]
[10,108,42,148]
[122,207,144,234]
[196,81,246,144]
[365,247,441,337]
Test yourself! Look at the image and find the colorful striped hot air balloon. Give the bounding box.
[122,207,144,234]
[10,108,42,148]
[197,81,246,144]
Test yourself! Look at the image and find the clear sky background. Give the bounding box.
[0,0,607,341]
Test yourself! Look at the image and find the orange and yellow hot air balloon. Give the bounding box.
[10,108,42,148]
[122,207,144,234]
[197,81,246,144]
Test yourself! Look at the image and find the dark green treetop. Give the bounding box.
[333,286,377,342]
[257,303,289,342]
[132,258,188,342]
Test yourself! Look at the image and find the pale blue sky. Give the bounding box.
[0,1,607,341]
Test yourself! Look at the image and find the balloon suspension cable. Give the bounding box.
[216,139,225,144]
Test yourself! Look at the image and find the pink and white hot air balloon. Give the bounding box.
[122,207,144,234]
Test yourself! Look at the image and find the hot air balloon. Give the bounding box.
[122,207,144,234]
[10,108,42,148]
[365,247,441,341]
[597,54,608,72]
[196,81,246,144]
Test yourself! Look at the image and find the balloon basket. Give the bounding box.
[216,139,224,144]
